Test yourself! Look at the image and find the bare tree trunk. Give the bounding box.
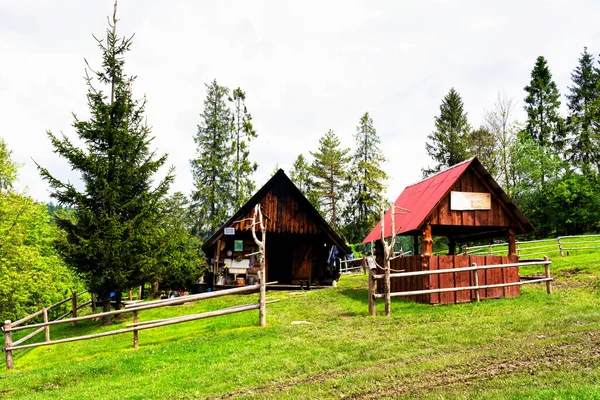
[102,288,112,326]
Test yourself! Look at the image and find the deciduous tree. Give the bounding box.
[231,88,257,209]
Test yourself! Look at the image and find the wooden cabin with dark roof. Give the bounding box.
[363,157,535,305]
[202,170,350,288]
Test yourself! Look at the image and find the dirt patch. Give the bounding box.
[222,330,600,399]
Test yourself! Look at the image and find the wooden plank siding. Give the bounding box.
[230,189,321,235]
[427,169,516,230]
[377,255,520,305]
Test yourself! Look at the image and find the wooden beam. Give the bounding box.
[421,224,433,257]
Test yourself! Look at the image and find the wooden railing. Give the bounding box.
[367,257,552,316]
[465,234,600,257]
[3,281,276,370]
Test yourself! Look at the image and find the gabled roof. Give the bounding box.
[362,157,534,244]
[203,169,350,254]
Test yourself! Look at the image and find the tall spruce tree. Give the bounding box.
[523,56,565,151]
[231,87,257,209]
[37,2,173,321]
[309,130,351,230]
[190,80,234,239]
[566,47,599,176]
[290,153,320,208]
[423,88,471,176]
[344,112,387,243]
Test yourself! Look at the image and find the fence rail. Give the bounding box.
[3,282,276,370]
[464,234,600,257]
[367,257,552,315]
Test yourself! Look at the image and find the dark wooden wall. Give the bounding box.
[232,186,320,235]
[428,168,515,228]
[376,255,520,305]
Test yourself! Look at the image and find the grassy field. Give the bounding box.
[2,251,600,399]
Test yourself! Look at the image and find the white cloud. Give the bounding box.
[2,0,600,203]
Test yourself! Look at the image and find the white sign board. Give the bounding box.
[450,191,491,211]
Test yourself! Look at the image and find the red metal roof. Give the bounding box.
[362,158,474,244]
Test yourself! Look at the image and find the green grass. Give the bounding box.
[2,251,600,399]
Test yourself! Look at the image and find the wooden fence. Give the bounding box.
[465,234,600,258]
[3,281,275,370]
[367,257,553,315]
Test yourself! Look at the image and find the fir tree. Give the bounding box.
[309,129,351,230]
[523,56,565,151]
[344,112,387,243]
[190,80,234,239]
[423,88,471,176]
[566,47,599,176]
[37,2,173,321]
[231,87,257,209]
[290,153,319,209]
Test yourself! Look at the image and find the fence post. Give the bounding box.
[471,262,480,302]
[368,267,376,316]
[259,271,266,327]
[133,310,139,349]
[43,308,50,342]
[489,245,493,255]
[4,320,13,370]
[71,292,77,327]
[543,256,552,295]
[558,238,564,257]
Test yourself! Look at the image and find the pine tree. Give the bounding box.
[344,112,387,243]
[190,79,234,239]
[424,88,471,176]
[290,153,319,209]
[231,87,257,209]
[566,47,599,176]
[309,130,351,230]
[523,56,565,151]
[37,2,173,320]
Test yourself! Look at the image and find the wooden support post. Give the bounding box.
[558,238,564,257]
[421,224,432,257]
[384,260,391,317]
[259,271,266,327]
[508,229,516,256]
[544,256,552,295]
[71,292,77,327]
[43,308,50,342]
[4,320,13,370]
[128,289,133,301]
[368,267,376,316]
[448,238,456,255]
[413,235,419,256]
[471,262,480,302]
[133,310,139,349]
[138,285,143,300]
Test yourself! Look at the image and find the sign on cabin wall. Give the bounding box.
[450,191,491,210]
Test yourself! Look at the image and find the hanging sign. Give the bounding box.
[224,227,235,235]
[450,191,491,210]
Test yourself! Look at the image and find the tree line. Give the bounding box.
[424,50,600,237]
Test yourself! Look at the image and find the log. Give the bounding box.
[544,256,552,295]
[373,278,553,299]
[471,263,480,302]
[371,260,551,280]
[6,302,271,352]
[11,309,44,328]
[4,320,13,370]
[133,310,138,349]
[11,327,45,347]
[127,301,280,328]
[7,284,268,333]
[43,308,50,342]
[368,268,376,316]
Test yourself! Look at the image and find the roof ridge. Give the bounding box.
[404,157,475,189]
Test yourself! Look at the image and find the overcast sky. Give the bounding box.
[2,0,600,203]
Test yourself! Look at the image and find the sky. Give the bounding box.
[2,0,600,203]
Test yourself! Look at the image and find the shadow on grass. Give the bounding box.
[337,287,369,305]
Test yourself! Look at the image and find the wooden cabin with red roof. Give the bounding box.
[362,157,534,305]
[202,170,350,289]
